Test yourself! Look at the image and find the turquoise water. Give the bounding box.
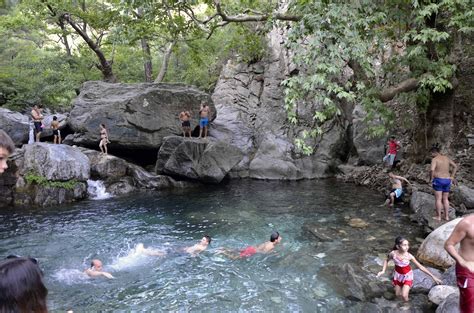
[0,179,424,311]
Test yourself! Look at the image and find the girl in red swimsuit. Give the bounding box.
[377,236,442,301]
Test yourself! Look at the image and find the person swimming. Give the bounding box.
[217,232,282,259]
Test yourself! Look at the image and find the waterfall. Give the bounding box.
[87,179,111,200]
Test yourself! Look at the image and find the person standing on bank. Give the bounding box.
[51,116,61,144]
[430,145,458,221]
[383,135,401,168]
[179,110,192,137]
[99,124,110,155]
[199,102,210,139]
[31,104,44,142]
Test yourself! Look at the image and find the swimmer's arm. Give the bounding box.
[393,175,410,185]
[411,257,442,284]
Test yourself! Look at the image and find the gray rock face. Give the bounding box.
[454,185,474,210]
[156,136,243,183]
[210,28,347,180]
[352,105,386,165]
[68,81,214,149]
[410,190,456,230]
[0,108,30,145]
[22,143,90,181]
[80,148,128,180]
[429,285,459,305]
[436,293,460,313]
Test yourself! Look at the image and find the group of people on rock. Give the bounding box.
[31,104,61,144]
[0,127,471,312]
[178,102,211,138]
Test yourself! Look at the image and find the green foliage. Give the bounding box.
[283,0,473,154]
[25,172,79,190]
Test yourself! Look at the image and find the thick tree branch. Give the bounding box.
[378,78,419,102]
[214,1,301,22]
[61,13,117,83]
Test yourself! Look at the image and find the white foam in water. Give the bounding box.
[87,179,112,200]
[110,243,150,271]
[52,269,90,285]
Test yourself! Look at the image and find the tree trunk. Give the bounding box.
[62,13,117,83]
[58,19,72,57]
[155,41,175,83]
[141,38,153,82]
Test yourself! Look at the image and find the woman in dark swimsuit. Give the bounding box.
[99,123,109,155]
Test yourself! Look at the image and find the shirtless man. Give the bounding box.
[179,111,192,137]
[445,215,474,313]
[183,235,211,256]
[84,259,114,279]
[218,232,282,259]
[51,116,61,144]
[383,172,410,208]
[198,102,210,138]
[31,104,43,142]
[430,145,458,221]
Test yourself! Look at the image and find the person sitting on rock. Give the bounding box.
[217,232,282,259]
[84,259,114,279]
[0,130,15,175]
[383,171,410,208]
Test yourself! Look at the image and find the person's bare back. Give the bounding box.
[432,154,455,179]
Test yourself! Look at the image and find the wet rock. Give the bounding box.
[0,108,30,145]
[68,81,214,149]
[410,190,456,230]
[412,268,443,292]
[107,177,136,196]
[436,293,460,313]
[453,185,474,210]
[128,163,183,189]
[302,223,338,241]
[417,218,461,268]
[156,136,243,183]
[428,285,458,305]
[442,265,457,286]
[321,263,384,302]
[22,143,90,181]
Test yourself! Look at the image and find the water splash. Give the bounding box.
[87,179,112,200]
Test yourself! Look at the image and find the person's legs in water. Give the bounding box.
[401,285,410,302]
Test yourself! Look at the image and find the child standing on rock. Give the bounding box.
[377,236,442,302]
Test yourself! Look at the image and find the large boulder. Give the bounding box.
[22,143,89,181]
[417,218,461,268]
[156,136,243,183]
[454,185,474,210]
[428,285,459,305]
[68,81,215,149]
[436,293,460,313]
[0,108,30,145]
[79,148,128,180]
[410,190,456,230]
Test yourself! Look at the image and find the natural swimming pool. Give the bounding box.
[0,179,425,311]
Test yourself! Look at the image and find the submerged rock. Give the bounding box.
[156,136,243,183]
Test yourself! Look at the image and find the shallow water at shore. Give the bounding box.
[0,179,425,311]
